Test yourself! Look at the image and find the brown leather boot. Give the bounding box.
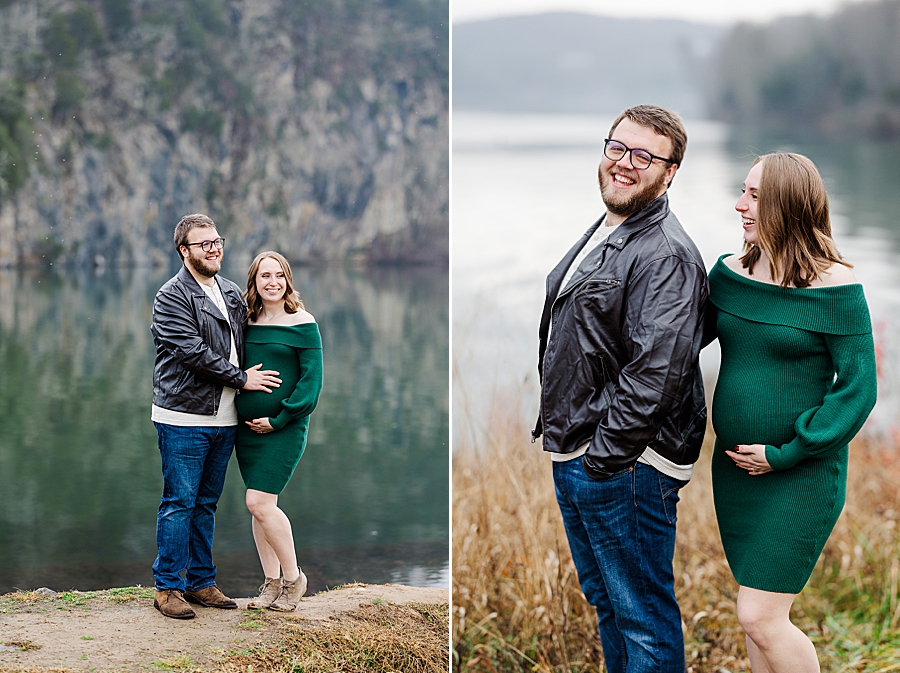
[154,589,196,619]
[269,571,307,612]
[184,585,238,609]
[247,577,283,610]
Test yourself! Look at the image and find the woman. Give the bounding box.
[235,251,323,611]
[708,153,876,671]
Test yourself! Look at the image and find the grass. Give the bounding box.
[148,654,194,670]
[452,407,900,672]
[218,601,449,672]
[0,586,154,614]
[0,641,41,652]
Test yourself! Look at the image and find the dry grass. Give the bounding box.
[452,409,900,672]
[0,587,155,615]
[219,601,449,673]
[0,594,447,672]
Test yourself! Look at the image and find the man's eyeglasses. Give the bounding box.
[603,139,673,171]
[183,237,225,252]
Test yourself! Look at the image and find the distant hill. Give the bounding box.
[452,12,725,119]
[708,0,900,137]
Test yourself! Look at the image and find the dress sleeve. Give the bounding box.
[765,331,877,471]
[268,345,324,431]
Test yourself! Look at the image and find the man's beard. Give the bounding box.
[186,252,221,278]
[598,166,668,218]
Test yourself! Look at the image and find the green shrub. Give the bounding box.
[41,7,105,68]
[0,80,25,129]
[0,122,26,197]
[53,70,86,116]
[186,0,226,33]
[154,60,195,109]
[102,0,133,38]
[42,13,79,68]
[16,51,46,82]
[181,105,223,139]
[69,5,104,51]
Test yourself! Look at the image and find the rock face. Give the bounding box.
[0,0,448,267]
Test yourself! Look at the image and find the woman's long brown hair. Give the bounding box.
[740,152,850,288]
[244,251,304,322]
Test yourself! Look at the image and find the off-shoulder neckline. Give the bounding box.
[248,321,317,327]
[715,254,861,291]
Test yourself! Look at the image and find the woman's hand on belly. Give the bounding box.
[725,444,773,476]
[245,417,275,434]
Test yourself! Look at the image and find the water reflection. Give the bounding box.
[0,263,448,596]
[724,128,900,245]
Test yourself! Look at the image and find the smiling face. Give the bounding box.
[598,118,678,224]
[255,256,287,304]
[735,161,763,246]
[181,226,222,278]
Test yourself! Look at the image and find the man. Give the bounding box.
[150,213,281,619]
[533,106,708,671]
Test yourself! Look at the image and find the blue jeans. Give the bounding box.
[152,423,236,592]
[553,459,687,673]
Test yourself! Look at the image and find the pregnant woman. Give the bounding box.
[235,251,323,612]
[709,153,877,671]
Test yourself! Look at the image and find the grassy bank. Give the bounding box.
[0,585,448,672]
[452,414,900,672]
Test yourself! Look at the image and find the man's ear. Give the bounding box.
[665,164,678,186]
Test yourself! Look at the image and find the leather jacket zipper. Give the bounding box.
[535,253,612,442]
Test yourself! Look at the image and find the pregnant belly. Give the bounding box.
[235,388,288,420]
[711,378,805,447]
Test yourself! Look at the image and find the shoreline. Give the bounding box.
[0,583,448,672]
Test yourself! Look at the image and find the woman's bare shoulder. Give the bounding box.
[722,254,746,274]
[286,309,316,325]
[811,263,858,287]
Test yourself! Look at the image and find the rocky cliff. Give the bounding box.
[0,0,448,267]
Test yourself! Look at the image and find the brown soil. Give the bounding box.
[0,584,448,672]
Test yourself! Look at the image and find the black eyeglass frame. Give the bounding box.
[182,237,226,252]
[603,139,674,170]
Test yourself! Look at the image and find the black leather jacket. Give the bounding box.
[151,266,248,415]
[533,194,709,479]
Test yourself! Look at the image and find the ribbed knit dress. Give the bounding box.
[235,323,323,494]
[709,255,877,593]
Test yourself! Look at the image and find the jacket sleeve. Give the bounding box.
[583,256,707,479]
[701,298,718,348]
[764,331,877,471]
[269,346,324,431]
[151,288,248,390]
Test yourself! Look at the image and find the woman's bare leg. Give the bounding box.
[251,515,280,578]
[746,634,774,673]
[737,586,819,673]
[246,489,300,582]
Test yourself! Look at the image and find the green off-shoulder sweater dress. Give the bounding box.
[709,255,877,594]
[235,323,323,494]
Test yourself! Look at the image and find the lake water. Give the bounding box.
[0,262,449,596]
[452,111,900,448]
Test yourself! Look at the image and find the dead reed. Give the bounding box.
[220,601,449,673]
[453,408,900,672]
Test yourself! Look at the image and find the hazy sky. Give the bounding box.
[452,0,866,25]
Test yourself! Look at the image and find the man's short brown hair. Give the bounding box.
[174,213,217,258]
[608,105,687,168]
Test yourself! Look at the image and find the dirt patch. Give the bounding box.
[0,584,448,672]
